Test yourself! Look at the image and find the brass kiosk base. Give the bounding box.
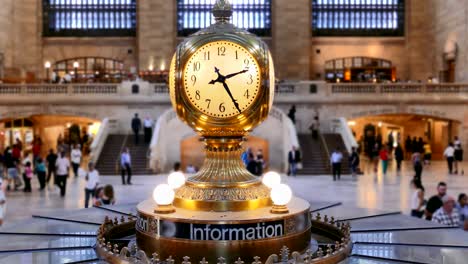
[135,198,312,263]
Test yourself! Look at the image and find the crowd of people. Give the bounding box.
[0,135,116,225]
[410,181,467,230]
[241,147,266,176]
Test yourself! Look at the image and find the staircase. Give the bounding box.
[96,134,153,175]
[322,133,351,175]
[297,133,351,175]
[297,134,330,175]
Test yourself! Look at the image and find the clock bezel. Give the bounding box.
[170,33,273,135]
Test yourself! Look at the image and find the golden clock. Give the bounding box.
[168,0,275,211]
[183,40,261,119]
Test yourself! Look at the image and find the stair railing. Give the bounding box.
[89,118,110,164]
[115,131,129,174]
[319,132,331,171]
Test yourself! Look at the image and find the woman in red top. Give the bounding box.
[379,146,389,175]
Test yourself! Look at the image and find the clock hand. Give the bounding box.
[209,67,226,85]
[222,82,242,114]
[225,69,248,79]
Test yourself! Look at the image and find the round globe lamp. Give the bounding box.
[167,171,186,189]
[153,184,176,214]
[270,184,292,214]
[262,171,281,189]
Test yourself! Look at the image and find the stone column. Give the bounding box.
[6,0,43,80]
[0,0,14,73]
[137,0,176,73]
[405,0,435,82]
[272,0,311,80]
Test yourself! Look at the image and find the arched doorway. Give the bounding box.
[348,114,461,160]
[180,135,269,173]
[0,115,100,157]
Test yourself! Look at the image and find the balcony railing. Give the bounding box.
[1,82,468,100]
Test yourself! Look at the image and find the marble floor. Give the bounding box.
[1,160,467,229]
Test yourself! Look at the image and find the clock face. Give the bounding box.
[183,41,261,118]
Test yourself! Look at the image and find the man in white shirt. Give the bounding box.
[70,144,82,178]
[444,143,455,174]
[432,195,460,227]
[120,148,132,185]
[330,148,343,181]
[143,116,153,144]
[84,162,99,208]
[55,152,70,197]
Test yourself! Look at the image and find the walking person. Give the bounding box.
[330,148,343,181]
[131,113,142,145]
[423,141,432,165]
[410,179,425,218]
[84,162,99,208]
[32,138,42,167]
[309,116,320,140]
[349,147,360,178]
[35,157,47,190]
[287,105,296,124]
[404,135,412,160]
[46,149,57,187]
[288,146,301,176]
[55,152,70,197]
[454,136,463,174]
[371,143,379,173]
[120,148,132,185]
[443,143,455,174]
[412,150,423,181]
[0,178,6,226]
[22,161,33,192]
[394,144,404,172]
[379,146,389,175]
[256,149,265,176]
[70,144,82,178]
[143,116,153,144]
[246,153,259,176]
[4,147,20,191]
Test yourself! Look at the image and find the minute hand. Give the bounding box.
[225,69,248,79]
[222,82,242,113]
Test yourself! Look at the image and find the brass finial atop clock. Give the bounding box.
[169,0,275,211]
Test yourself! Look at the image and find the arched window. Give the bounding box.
[177,0,272,37]
[43,0,137,37]
[324,57,395,82]
[312,0,405,36]
[54,57,125,82]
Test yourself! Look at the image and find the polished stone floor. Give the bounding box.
[0,160,467,263]
[1,160,467,228]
